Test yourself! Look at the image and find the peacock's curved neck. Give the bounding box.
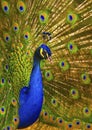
[29,53,42,91]
[18,52,43,128]
[33,52,41,66]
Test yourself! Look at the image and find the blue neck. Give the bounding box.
[18,53,43,128]
[33,53,41,66]
[29,54,41,91]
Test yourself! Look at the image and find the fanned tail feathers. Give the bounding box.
[0,0,92,129]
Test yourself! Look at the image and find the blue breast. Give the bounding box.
[18,58,43,128]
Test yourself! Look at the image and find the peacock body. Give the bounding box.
[0,0,92,130]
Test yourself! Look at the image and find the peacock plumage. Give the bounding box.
[0,0,92,130]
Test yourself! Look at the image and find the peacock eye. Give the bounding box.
[3,33,11,43]
[39,10,49,25]
[76,121,80,125]
[40,48,48,58]
[44,112,48,116]
[2,78,5,84]
[67,12,78,25]
[59,119,63,123]
[24,34,28,39]
[0,106,6,115]
[40,15,45,21]
[7,126,11,130]
[11,98,17,106]
[42,50,46,56]
[23,31,31,44]
[68,15,73,21]
[17,1,26,14]
[68,124,72,128]
[14,26,18,31]
[13,23,19,33]
[87,124,91,128]
[69,44,73,49]
[5,64,9,70]
[13,117,19,125]
[1,1,10,14]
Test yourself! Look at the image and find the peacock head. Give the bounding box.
[35,44,52,61]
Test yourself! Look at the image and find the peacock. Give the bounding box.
[0,0,92,130]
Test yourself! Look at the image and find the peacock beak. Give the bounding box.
[48,56,52,63]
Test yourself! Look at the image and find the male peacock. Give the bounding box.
[0,0,92,130]
[18,44,51,129]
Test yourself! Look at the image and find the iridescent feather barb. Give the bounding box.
[0,0,92,130]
